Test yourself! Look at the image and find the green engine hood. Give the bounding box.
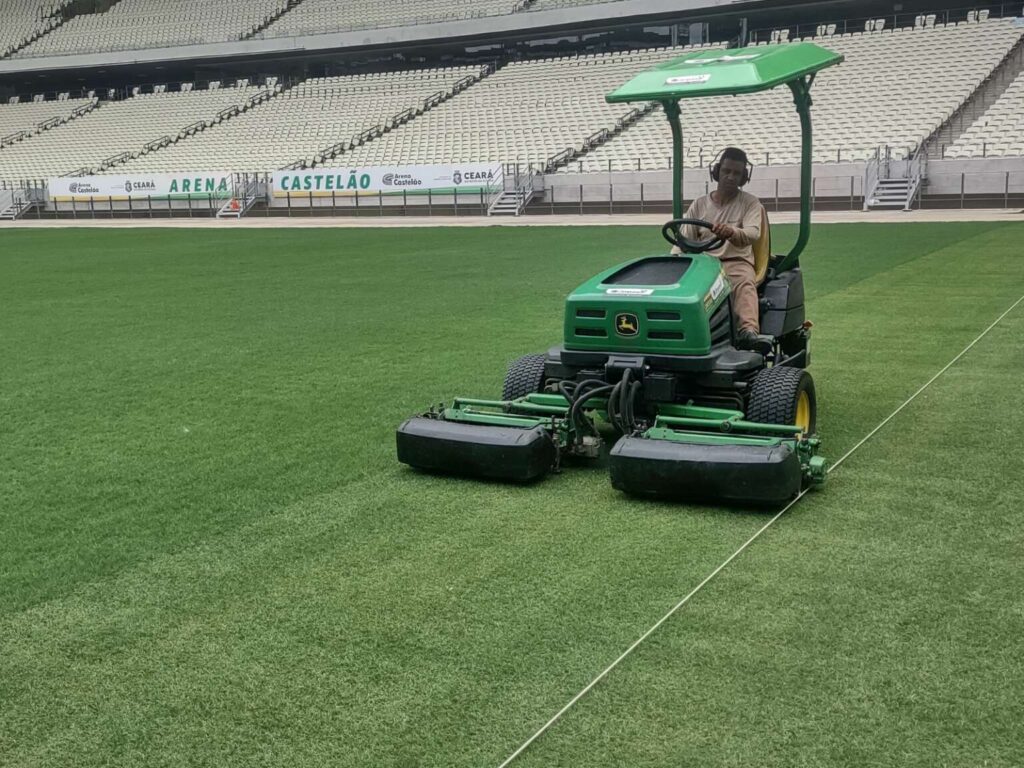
[564,255,730,355]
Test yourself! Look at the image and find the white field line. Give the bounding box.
[496,292,1024,768]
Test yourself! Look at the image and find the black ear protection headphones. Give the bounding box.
[709,147,754,186]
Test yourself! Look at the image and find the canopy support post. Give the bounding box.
[664,100,684,219]
[778,75,814,272]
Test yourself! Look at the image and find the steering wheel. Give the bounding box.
[661,218,725,254]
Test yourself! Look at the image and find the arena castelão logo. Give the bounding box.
[67,181,100,195]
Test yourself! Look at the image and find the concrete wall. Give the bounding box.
[542,157,1024,202]
[546,162,868,204]
[925,157,1024,196]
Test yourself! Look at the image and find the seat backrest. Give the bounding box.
[753,205,771,284]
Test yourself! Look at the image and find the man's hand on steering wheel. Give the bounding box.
[710,221,736,241]
[661,218,726,254]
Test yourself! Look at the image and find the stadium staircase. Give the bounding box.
[0,188,42,219]
[216,174,261,218]
[924,33,1024,158]
[863,144,927,211]
[95,85,286,174]
[0,0,74,59]
[304,63,497,168]
[487,189,533,216]
[541,102,658,173]
[1,98,98,149]
[241,0,307,41]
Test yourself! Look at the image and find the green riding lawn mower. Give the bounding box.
[397,43,844,506]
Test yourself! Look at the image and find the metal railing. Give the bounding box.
[1,130,30,146]
[246,90,273,108]
[388,107,416,128]
[315,140,350,164]
[99,151,133,168]
[352,125,383,146]
[254,7,520,40]
[585,129,610,149]
[863,153,880,211]
[423,91,444,110]
[70,102,96,118]
[748,3,1019,45]
[179,121,206,138]
[906,143,928,208]
[143,135,172,152]
[544,147,577,173]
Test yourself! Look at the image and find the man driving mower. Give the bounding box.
[673,146,771,354]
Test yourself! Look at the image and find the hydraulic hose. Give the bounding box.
[570,384,614,437]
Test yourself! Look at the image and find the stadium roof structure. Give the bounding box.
[606,42,843,103]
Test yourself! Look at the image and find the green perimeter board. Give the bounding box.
[0,223,1021,767]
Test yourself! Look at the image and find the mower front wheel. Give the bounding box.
[502,353,547,401]
[747,366,817,436]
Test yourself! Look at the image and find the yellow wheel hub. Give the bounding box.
[795,391,811,434]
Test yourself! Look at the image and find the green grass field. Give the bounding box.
[1,223,1022,767]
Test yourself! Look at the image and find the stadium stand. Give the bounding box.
[944,70,1024,157]
[0,85,266,183]
[110,67,487,173]
[0,0,65,57]
[336,48,702,169]
[12,0,289,57]
[0,95,95,146]
[260,0,521,38]
[565,17,1024,171]
[527,0,618,9]
[2,12,1022,185]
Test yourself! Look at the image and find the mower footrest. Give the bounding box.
[609,437,802,506]
[397,418,555,483]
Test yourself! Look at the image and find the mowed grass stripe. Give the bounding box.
[0,223,1004,616]
[506,307,1024,768]
[0,224,1020,767]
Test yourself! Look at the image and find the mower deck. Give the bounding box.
[396,393,826,505]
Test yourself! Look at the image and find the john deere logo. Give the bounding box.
[615,313,639,337]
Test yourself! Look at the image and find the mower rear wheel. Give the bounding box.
[502,353,547,401]
[747,366,817,436]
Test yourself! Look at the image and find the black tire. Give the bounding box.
[746,366,817,435]
[502,353,547,401]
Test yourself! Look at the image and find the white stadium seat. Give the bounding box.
[0,86,265,183]
[108,67,487,174]
[944,71,1024,158]
[0,14,1021,180]
[566,17,1024,172]
[0,0,63,57]
[11,0,288,56]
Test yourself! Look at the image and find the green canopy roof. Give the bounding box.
[606,42,842,103]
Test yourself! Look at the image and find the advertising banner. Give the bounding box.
[271,163,502,197]
[48,172,236,201]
